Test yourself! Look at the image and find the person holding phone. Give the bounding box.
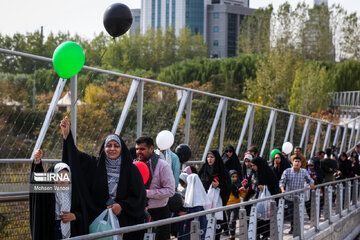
[199,150,231,240]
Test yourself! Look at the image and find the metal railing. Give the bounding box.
[1,177,359,240]
[330,91,360,108]
[1,49,360,239]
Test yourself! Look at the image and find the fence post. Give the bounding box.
[31,78,67,159]
[310,189,320,231]
[238,208,248,239]
[293,194,304,239]
[218,99,228,154]
[236,105,253,155]
[190,220,201,240]
[137,80,144,138]
[248,106,255,149]
[171,90,190,136]
[248,205,257,240]
[205,214,216,240]
[201,98,225,162]
[345,181,351,211]
[353,179,359,207]
[324,186,333,223]
[270,201,278,240]
[70,75,77,144]
[260,110,276,157]
[143,227,155,240]
[336,183,343,217]
[185,92,192,145]
[277,198,285,240]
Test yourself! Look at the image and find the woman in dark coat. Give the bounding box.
[251,156,279,240]
[199,150,231,240]
[337,152,352,179]
[61,116,146,240]
[30,150,88,240]
[222,145,242,179]
[271,153,291,186]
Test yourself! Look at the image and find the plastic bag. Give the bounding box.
[89,209,120,240]
[207,185,223,220]
[256,185,271,219]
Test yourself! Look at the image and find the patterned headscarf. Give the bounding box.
[54,162,71,239]
[104,134,122,199]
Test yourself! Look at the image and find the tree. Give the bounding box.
[238,5,273,54]
[289,62,333,114]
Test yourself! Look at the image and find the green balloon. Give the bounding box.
[52,42,85,79]
[270,149,281,159]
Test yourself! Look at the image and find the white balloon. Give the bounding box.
[282,142,293,155]
[156,130,174,150]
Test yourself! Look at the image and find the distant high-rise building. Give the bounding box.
[136,0,255,58]
[130,9,141,35]
[314,0,328,6]
[303,1,334,61]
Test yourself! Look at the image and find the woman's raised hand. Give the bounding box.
[60,116,70,140]
[34,149,43,164]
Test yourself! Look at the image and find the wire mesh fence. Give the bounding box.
[1,49,360,239]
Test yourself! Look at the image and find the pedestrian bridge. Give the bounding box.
[0,48,360,240]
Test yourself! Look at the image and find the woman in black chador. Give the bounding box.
[199,150,231,240]
[60,116,146,240]
[30,149,88,240]
[222,145,242,178]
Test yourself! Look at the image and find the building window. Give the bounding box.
[214,26,219,32]
[135,16,140,22]
[213,40,219,46]
[213,12,219,19]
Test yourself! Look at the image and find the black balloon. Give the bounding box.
[175,144,192,163]
[103,3,133,38]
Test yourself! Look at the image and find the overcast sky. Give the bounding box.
[0,0,359,39]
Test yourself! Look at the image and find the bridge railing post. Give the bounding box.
[205,214,216,240]
[248,205,257,240]
[277,198,285,240]
[238,208,248,239]
[344,181,351,211]
[353,179,359,207]
[190,219,201,240]
[269,200,278,240]
[336,183,343,217]
[143,227,155,240]
[310,189,320,231]
[293,194,305,239]
[324,186,333,222]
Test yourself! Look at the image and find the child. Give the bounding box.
[178,174,210,240]
[30,149,87,239]
[226,170,247,240]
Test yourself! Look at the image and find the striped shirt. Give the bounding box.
[279,168,314,201]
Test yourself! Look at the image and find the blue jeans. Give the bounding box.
[178,206,207,240]
[285,200,294,229]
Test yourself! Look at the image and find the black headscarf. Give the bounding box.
[271,153,291,181]
[222,145,242,179]
[199,150,231,206]
[251,157,279,195]
[62,131,146,240]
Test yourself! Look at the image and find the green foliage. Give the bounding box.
[289,62,334,114]
[158,55,257,98]
[331,59,360,91]
[238,5,273,54]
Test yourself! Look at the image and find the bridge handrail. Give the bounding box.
[0,47,345,126]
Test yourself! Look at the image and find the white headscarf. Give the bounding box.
[184,174,211,208]
[54,162,71,239]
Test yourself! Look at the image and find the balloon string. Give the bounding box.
[71,47,109,108]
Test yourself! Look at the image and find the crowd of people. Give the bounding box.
[30,116,360,240]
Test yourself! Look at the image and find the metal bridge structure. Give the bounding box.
[0,48,360,240]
